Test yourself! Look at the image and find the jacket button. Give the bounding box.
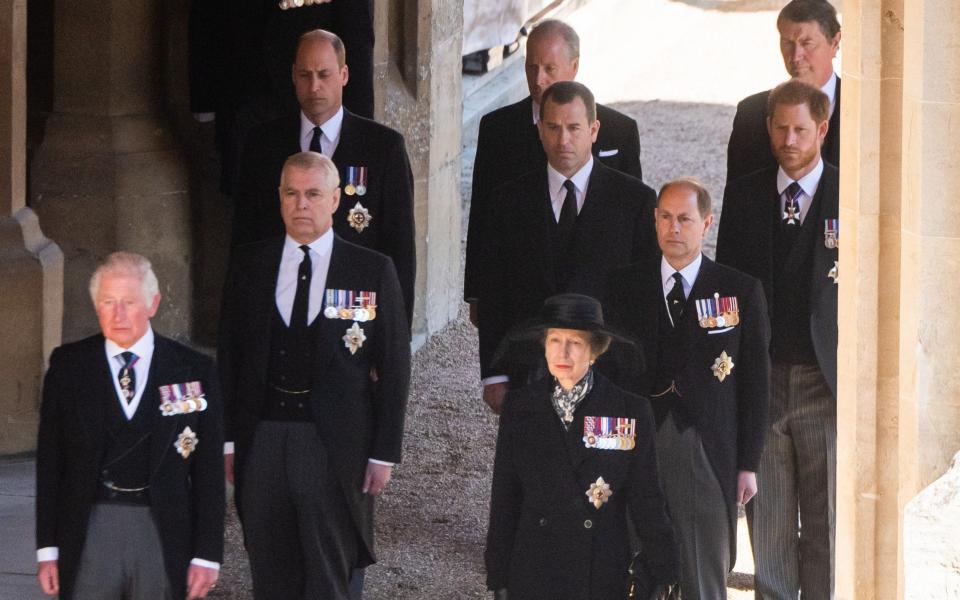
[280,401,286,407]
[539,518,547,527]
[583,519,593,529]
[297,403,304,409]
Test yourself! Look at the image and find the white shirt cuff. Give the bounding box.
[224,441,234,454]
[37,547,59,562]
[190,558,220,570]
[482,376,510,387]
[368,458,394,467]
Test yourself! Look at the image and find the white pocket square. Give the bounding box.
[598,149,619,157]
[707,326,735,335]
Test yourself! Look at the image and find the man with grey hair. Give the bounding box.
[36,251,225,600]
[465,18,645,325]
[219,152,410,599]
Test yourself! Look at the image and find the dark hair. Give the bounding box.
[296,29,346,68]
[767,79,830,124]
[529,19,580,59]
[539,81,597,123]
[658,178,712,219]
[778,0,841,40]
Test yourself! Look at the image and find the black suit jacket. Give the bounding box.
[233,110,416,324]
[465,96,644,301]
[477,161,658,379]
[606,255,770,564]
[218,235,410,564]
[726,77,841,184]
[485,374,678,599]
[716,163,839,395]
[36,334,225,600]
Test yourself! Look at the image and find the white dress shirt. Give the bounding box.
[546,156,593,222]
[822,71,838,118]
[38,326,219,570]
[275,230,335,326]
[661,254,702,328]
[299,106,345,156]
[776,157,824,226]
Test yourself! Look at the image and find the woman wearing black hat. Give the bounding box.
[485,293,679,600]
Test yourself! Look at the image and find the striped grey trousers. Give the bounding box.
[747,363,836,600]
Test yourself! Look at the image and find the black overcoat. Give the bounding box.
[35,335,225,599]
[485,374,678,599]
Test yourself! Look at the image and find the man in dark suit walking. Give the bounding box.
[716,79,839,599]
[36,252,224,600]
[219,152,410,599]
[607,180,770,599]
[726,0,841,184]
[478,81,658,414]
[233,29,416,325]
[465,19,644,322]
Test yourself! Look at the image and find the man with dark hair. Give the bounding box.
[716,79,839,599]
[36,252,224,600]
[219,152,410,599]
[465,19,645,324]
[726,0,841,183]
[232,29,416,327]
[478,80,658,414]
[607,179,770,599]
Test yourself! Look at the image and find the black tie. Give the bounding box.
[118,351,138,404]
[557,179,578,249]
[666,272,685,326]
[309,126,324,153]
[290,245,312,329]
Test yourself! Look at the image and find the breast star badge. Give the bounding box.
[347,201,372,233]
[586,476,613,509]
[174,426,198,459]
[342,322,367,355]
[828,261,839,284]
[711,351,735,382]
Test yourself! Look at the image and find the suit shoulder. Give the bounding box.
[229,237,282,267]
[155,335,214,369]
[598,163,654,196]
[726,166,777,194]
[479,98,528,129]
[49,334,104,363]
[596,103,638,128]
[736,89,771,113]
[244,115,296,145]
[708,260,763,291]
[347,113,405,145]
[334,236,394,269]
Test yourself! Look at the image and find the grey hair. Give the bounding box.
[280,151,341,190]
[89,251,160,305]
[529,19,580,59]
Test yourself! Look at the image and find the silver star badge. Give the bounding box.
[586,476,613,509]
[828,261,839,284]
[711,351,735,382]
[347,201,372,233]
[342,322,367,355]
[174,426,198,459]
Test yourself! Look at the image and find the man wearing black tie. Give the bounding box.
[477,81,657,414]
[606,180,770,599]
[233,29,416,326]
[36,252,224,600]
[219,152,410,599]
[716,79,839,599]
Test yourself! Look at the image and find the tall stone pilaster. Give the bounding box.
[0,0,63,454]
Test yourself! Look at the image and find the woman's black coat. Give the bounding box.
[485,373,679,599]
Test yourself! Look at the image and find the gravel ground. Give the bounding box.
[211,96,750,598]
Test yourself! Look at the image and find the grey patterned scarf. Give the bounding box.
[551,369,595,429]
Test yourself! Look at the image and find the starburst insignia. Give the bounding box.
[347,201,372,233]
[174,426,198,459]
[711,351,735,382]
[342,322,367,355]
[586,476,613,509]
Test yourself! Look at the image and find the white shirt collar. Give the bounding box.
[104,324,155,358]
[660,253,702,298]
[299,106,345,154]
[822,71,838,116]
[547,156,594,201]
[283,228,334,259]
[777,157,824,197]
[531,99,540,125]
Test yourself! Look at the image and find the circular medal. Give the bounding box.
[344,183,357,196]
[353,308,369,322]
[699,317,711,328]
[825,237,837,250]
[716,315,726,327]
[355,184,367,196]
[339,307,353,320]
[366,307,377,320]
[324,306,339,319]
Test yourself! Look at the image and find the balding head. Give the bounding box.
[525,19,580,105]
[292,29,349,125]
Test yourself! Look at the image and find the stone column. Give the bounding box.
[836,1,960,597]
[373,0,463,345]
[30,0,193,343]
[0,0,63,454]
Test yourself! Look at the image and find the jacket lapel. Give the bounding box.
[252,239,285,386]
[330,109,355,165]
[149,337,188,470]
[525,174,560,294]
[314,236,350,372]
[81,336,113,454]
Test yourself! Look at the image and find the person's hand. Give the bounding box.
[224,453,235,485]
[37,560,59,596]
[469,301,480,328]
[737,470,757,505]
[362,462,393,496]
[482,383,508,414]
[186,564,219,599]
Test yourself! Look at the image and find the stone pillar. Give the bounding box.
[30,0,193,343]
[0,0,63,454]
[373,0,463,345]
[836,1,960,597]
